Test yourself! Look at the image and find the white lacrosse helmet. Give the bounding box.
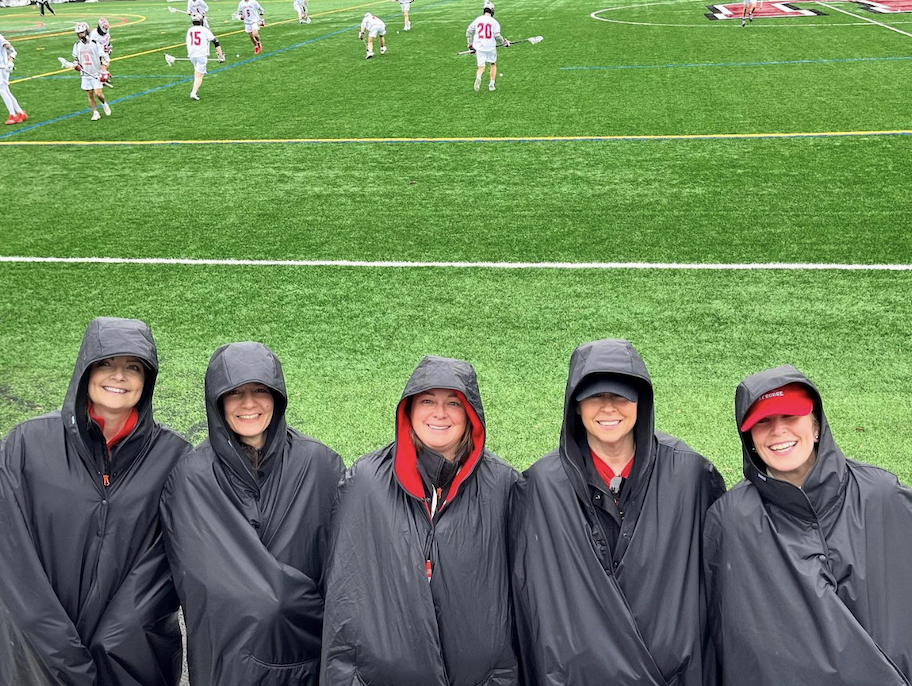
[190,11,204,22]
[483,0,494,13]
[97,17,109,30]
[364,12,372,18]
[74,21,90,34]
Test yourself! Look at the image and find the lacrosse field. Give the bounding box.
[1,0,910,491]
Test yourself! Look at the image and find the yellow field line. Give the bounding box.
[9,1,389,84]
[2,131,911,146]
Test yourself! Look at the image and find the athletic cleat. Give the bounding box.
[474,76,481,91]
[380,45,386,54]
[102,102,111,116]
[749,13,753,20]
[305,16,311,23]
[4,115,17,125]
[404,22,410,30]
[91,111,101,120]
[190,93,200,100]
[489,82,495,91]
[366,49,374,58]
[254,43,262,55]
[299,17,304,23]
[741,18,745,25]
[16,111,27,123]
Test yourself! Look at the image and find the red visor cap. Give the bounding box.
[740,383,814,432]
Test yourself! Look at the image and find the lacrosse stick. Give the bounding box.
[166,6,185,12]
[231,12,241,19]
[58,56,115,86]
[164,53,223,66]
[457,36,541,55]
[506,35,543,46]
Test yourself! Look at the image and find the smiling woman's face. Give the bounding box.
[409,389,467,462]
[750,413,818,487]
[222,382,274,449]
[87,356,145,413]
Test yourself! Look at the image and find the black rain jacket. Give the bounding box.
[0,317,191,686]
[510,339,726,686]
[160,342,344,686]
[704,365,912,685]
[321,355,521,686]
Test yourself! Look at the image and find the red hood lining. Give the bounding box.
[394,389,485,512]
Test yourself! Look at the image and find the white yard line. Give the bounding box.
[1,256,910,270]
[817,1,912,38]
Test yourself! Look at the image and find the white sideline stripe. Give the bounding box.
[1,256,911,270]
[817,2,912,37]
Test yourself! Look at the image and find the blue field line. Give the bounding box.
[0,0,459,142]
[561,55,912,70]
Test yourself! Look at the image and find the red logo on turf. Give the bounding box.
[852,0,912,12]
[705,2,825,18]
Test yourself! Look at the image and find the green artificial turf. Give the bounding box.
[1,264,910,485]
[2,137,911,264]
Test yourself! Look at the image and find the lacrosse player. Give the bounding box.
[72,22,110,120]
[466,0,509,91]
[188,0,211,27]
[187,12,224,100]
[293,0,311,24]
[741,0,757,25]
[1,33,26,125]
[90,18,113,81]
[237,0,265,54]
[36,0,56,16]
[391,0,412,31]
[359,12,386,59]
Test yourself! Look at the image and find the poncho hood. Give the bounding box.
[204,341,289,488]
[393,355,486,509]
[63,317,159,460]
[560,338,655,508]
[736,364,846,519]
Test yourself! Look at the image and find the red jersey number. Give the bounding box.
[478,22,492,39]
[192,30,202,45]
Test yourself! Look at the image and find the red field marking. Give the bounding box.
[705,1,826,18]
[8,13,145,42]
[0,18,47,34]
[852,0,912,12]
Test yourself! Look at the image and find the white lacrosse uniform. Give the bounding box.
[89,28,111,62]
[73,39,104,90]
[293,0,307,12]
[186,24,215,74]
[0,34,14,71]
[0,34,24,116]
[467,14,501,66]
[361,14,386,38]
[398,0,411,11]
[188,0,211,26]
[238,0,264,31]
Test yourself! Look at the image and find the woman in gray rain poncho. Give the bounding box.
[510,338,725,686]
[321,355,521,686]
[704,365,912,685]
[161,342,344,686]
[0,317,191,686]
